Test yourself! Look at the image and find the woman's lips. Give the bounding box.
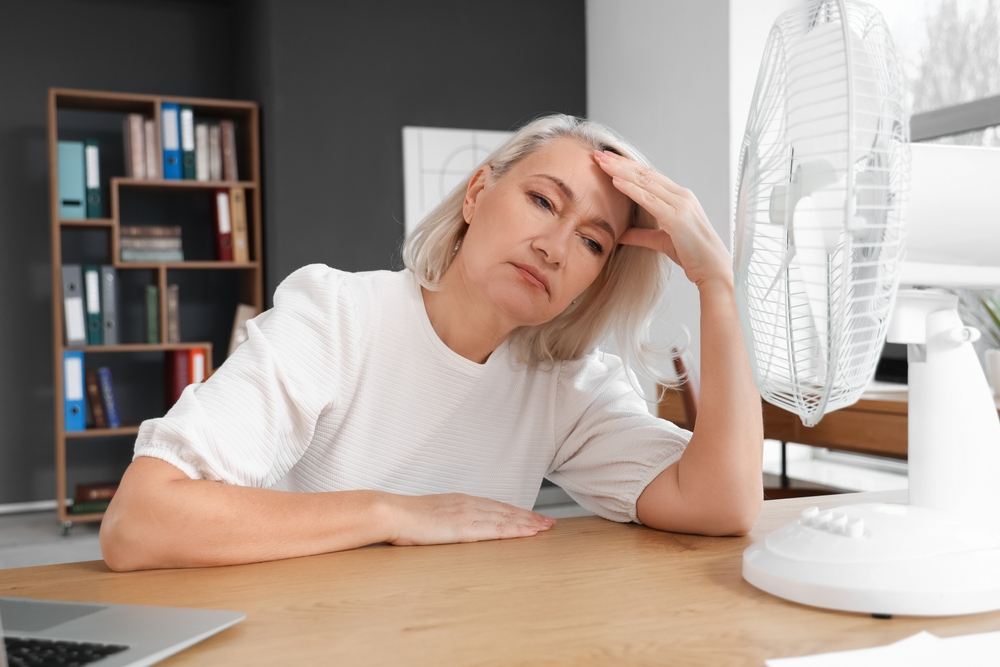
[511,263,550,293]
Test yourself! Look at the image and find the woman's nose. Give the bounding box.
[531,219,574,265]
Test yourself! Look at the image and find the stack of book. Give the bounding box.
[61,264,118,346]
[120,225,183,262]
[58,140,103,218]
[123,105,239,182]
[69,481,119,515]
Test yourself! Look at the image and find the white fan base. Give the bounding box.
[742,503,1000,616]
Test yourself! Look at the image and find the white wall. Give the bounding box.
[587,0,730,402]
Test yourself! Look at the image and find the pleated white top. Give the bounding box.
[133,265,691,523]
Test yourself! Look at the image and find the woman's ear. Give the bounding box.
[462,166,491,224]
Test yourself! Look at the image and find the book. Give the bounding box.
[180,105,196,180]
[63,350,86,432]
[61,264,87,346]
[83,265,103,346]
[165,349,190,408]
[195,122,209,181]
[121,250,185,262]
[166,284,180,343]
[214,189,233,261]
[96,366,121,428]
[228,304,259,357]
[220,120,238,181]
[68,500,111,515]
[120,237,183,251]
[123,114,146,179]
[230,187,249,262]
[161,102,182,179]
[100,266,117,346]
[58,141,86,218]
[189,347,206,384]
[144,118,159,179]
[145,284,159,343]
[121,225,182,237]
[85,369,107,428]
[75,481,119,502]
[208,124,222,181]
[84,140,102,218]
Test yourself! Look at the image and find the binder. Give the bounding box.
[220,120,238,181]
[189,348,206,384]
[61,264,87,346]
[100,266,117,345]
[214,189,234,261]
[161,102,182,179]
[83,265,103,345]
[165,349,190,408]
[58,141,86,218]
[123,114,145,179]
[144,119,159,179]
[228,304,258,357]
[96,367,121,428]
[230,187,249,262]
[84,140,102,218]
[85,369,108,428]
[180,105,196,179]
[63,350,86,432]
[195,122,209,181]
[166,284,180,343]
[208,124,222,181]
[145,284,160,343]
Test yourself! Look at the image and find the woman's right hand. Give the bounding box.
[385,493,555,546]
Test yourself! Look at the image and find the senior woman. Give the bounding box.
[100,115,763,571]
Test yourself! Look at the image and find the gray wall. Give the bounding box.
[0,0,586,505]
[235,0,587,297]
[587,0,730,394]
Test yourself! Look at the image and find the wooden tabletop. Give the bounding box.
[4,490,1000,666]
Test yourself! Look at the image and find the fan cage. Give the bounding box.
[733,0,909,426]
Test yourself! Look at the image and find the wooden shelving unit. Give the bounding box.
[48,88,263,529]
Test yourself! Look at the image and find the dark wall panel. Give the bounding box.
[0,0,234,504]
[235,0,587,294]
[0,0,585,505]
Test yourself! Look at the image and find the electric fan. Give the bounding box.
[736,0,1000,616]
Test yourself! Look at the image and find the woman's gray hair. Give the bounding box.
[403,114,675,390]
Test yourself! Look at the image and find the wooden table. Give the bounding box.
[4,490,1000,666]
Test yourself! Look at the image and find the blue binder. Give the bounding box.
[161,103,182,180]
[58,141,86,219]
[63,350,86,432]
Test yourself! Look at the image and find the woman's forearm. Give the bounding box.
[678,278,763,529]
[101,457,554,571]
[100,457,394,571]
[637,278,763,535]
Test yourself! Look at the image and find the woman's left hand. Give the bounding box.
[594,150,732,290]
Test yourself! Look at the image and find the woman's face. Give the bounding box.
[456,137,633,328]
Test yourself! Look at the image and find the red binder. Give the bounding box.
[213,189,233,261]
[164,350,190,409]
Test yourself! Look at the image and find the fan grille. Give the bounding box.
[734,0,909,427]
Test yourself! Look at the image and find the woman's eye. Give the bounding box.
[583,237,604,254]
[531,193,552,210]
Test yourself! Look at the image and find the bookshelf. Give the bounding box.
[48,88,263,531]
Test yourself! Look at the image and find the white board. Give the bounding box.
[402,126,513,237]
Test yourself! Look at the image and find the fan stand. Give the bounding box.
[743,289,1000,616]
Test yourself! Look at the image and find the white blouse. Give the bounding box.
[133,265,691,523]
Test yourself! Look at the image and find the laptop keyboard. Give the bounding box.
[4,636,128,666]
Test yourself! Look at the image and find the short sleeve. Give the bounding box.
[547,353,691,523]
[132,264,363,487]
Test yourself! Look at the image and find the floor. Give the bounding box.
[0,444,905,571]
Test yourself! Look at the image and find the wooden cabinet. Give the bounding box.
[48,88,263,528]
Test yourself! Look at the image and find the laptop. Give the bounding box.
[1,596,244,666]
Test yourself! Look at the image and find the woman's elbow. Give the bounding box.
[723,493,763,536]
[100,500,142,571]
